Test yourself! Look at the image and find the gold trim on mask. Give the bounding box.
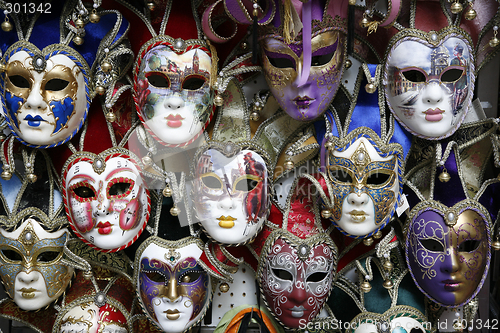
[41,64,78,102]
[5,60,34,100]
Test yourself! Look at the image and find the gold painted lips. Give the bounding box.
[165,309,180,320]
[217,216,237,228]
[19,288,36,299]
[349,210,366,223]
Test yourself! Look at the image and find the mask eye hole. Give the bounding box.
[409,328,424,333]
[329,168,353,184]
[272,268,293,281]
[182,75,206,90]
[72,186,96,200]
[366,172,392,187]
[44,78,69,91]
[402,69,426,83]
[108,182,132,197]
[144,271,164,283]
[146,72,170,88]
[37,251,60,263]
[311,53,334,66]
[420,238,444,252]
[0,249,22,263]
[233,176,261,193]
[307,272,329,283]
[267,55,295,69]
[181,272,202,284]
[8,75,30,89]
[440,68,464,83]
[458,239,481,252]
[201,174,223,190]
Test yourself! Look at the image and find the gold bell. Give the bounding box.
[450,1,463,14]
[75,18,85,28]
[214,94,224,106]
[489,36,500,48]
[240,42,248,51]
[105,112,116,123]
[73,36,84,45]
[1,170,12,181]
[284,160,294,170]
[383,278,393,289]
[492,239,500,251]
[83,270,93,279]
[101,61,112,73]
[360,17,369,28]
[89,11,100,24]
[219,282,230,293]
[363,237,374,246]
[373,230,383,239]
[95,86,106,95]
[383,260,394,272]
[170,206,180,216]
[163,186,173,197]
[142,156,153,166]
[324,141,333,150]
[253,8,259,17]
[365,82,377,93]
[27,173,37,183]
[438,170,451,182]
[321,209,332,219]
[147,2,155,10]
[345,59,352,69]
[360,280,372,293]
[464,7,477,20]
[250,111,260,121]
[1,20,12,32]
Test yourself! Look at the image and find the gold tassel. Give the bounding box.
[207,39,219,88]
[283,0,293,44]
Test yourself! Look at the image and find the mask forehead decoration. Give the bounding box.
[53,268,135,333]
[190,78,315,245]
[222,0,349,121]
[60,101,150,253]
[313,64,411,239]
[134,236,212,333]
[404,143,496,307]
[0,1,132,149]
[0,152,82,311]
[253,176,337,329]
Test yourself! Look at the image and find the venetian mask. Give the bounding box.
[2,45,89,147]
[384,31,474,139]
[192,148,270,245]
[62,148,150,252]
[0,219,74,311]
[135,237,212,333]
[59,303,128,333]
[134,40,214,146]
[326,136,400,238]
[259,236,335,329]
[406,201,490,306]
[261,30,345,121]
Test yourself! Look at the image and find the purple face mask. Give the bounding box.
[261,30,345,121]
[406,204,490,307]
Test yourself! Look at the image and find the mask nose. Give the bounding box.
[421,81,445,105]
[164,95,185,110]
[24,83,48,111]
[347,192,369,206]
[166,277,182,302]
[441,249,460,274]
[17,271,39,284]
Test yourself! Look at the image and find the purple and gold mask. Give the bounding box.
[258,0,348,121]
[384,29,474,139]
[135,236,212,333]
[406,200,490,307]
